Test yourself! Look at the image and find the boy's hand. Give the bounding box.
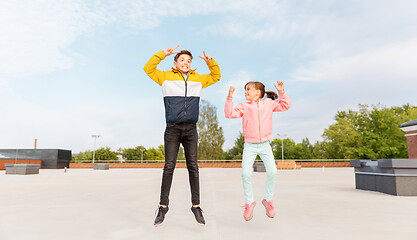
[228,86,235,98]
[274,81,285,92]
[199,51,212,63]
[163,45,180,56]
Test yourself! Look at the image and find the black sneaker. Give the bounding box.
[154,206,169,227]
[191,206,205,226]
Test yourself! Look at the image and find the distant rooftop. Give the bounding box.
[399,119,417,128]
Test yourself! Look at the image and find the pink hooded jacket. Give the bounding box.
[224,92,291,143]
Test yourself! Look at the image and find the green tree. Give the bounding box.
[197,100,225,159]
[73,147,118,161]
[177,146,185,160]
[122,145,184,161]
[122,146,146,160]
[93,147,118,160]
[270,137,318,160]
[298,138,314,159]
[225,132,244,160]
[311,141,326,159]
[271,138,297,159]
[144,145,165,160]
[72,150,93,161]
[322,104,417,159]
[322,117,362,159]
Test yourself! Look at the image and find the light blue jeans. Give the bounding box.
[242,141,277,204]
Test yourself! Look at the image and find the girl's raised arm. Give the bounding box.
[228,86,235,98]
[225,86,244,119]
[272,81,291,112]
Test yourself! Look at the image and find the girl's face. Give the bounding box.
[245,84,261,102]
[174,54,192,75]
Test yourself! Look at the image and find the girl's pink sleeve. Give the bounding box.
[272,92,291,112]
[225,98,244,119]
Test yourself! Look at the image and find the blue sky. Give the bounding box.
[1,0,417,153]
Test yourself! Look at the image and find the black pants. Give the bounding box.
[159,123,200,206]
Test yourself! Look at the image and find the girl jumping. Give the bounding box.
[224,81,291,221]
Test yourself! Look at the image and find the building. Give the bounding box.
[399,119,417,159]
[0,149,71,169]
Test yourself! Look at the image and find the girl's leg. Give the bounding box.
[242,143,258,204]
[259,142,277,201]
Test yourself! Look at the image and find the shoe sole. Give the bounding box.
[154,208,169,227]
[244,202,256,221]
[262,201,275,218]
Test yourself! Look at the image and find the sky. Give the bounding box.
[1,0,417,153]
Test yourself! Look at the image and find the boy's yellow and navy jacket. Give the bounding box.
[144,51,221,124]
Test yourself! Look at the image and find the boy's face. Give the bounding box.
[174,54,192,75]
[245,84,261,102]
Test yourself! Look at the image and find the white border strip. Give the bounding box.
[355,172,417,177]
[405,132,417,137]
[400,125,417,132]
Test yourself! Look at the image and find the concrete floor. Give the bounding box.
[0,167,416,240]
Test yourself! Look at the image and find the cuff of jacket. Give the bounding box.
[155,51,166,60]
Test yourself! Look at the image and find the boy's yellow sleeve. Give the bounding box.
[143,51,166,86]
[201,58,221,88]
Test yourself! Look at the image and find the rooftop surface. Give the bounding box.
[1,168,416,240]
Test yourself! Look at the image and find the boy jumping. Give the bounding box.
[143,45,221,226]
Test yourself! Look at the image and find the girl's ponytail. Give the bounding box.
[265,91,278,100]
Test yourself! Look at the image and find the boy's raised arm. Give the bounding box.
[143,51,166,86]
[143,45,179,86]
[200,51,221,88]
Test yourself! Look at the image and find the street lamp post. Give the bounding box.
[277,133,287,160]
[91,135,100,164]
[140,149,145,163]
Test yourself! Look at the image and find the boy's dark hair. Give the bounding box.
[174,50,193,62]
[245,81,278,100]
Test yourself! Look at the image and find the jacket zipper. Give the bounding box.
[257,101,262,142]
[180,72,188,118]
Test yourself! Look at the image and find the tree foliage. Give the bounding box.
[121,145,165,160]
[197,100,225,159]
[271,138,314,160]
[145,145,165,160]
[224,104,416,160]
[322,104,417,159]
[225,132,244,160]
[121,146,146,160]
[73,147,118,160]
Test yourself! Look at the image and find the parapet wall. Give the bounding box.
[69,161,350,169]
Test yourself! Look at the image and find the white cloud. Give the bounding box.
[0,0,272,79]
[0,0,103,78]
[0,87,166,152]
[292,38,417,84]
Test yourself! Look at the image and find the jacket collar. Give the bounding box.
[248,98,265,104]
[171,67,196,74]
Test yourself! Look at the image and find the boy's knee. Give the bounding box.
[163,161,176,172]
[187,165,199,174]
